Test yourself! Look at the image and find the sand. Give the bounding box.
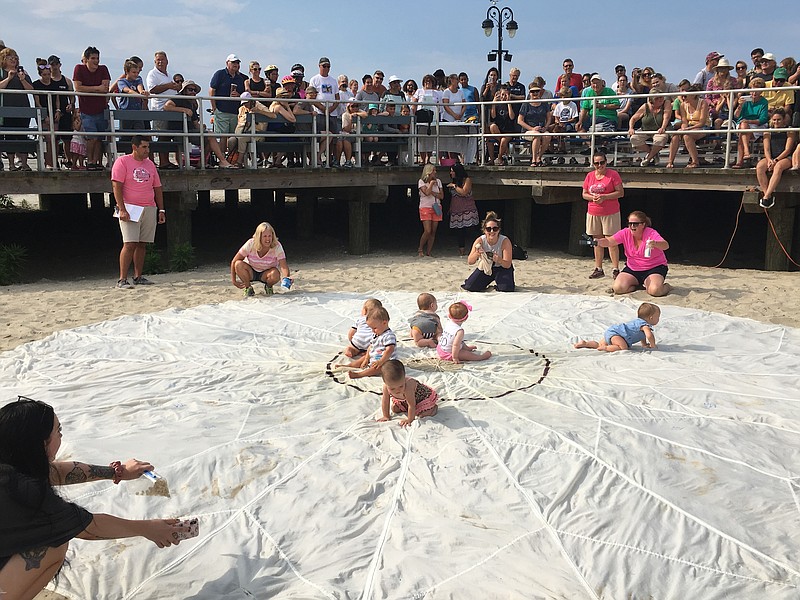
[2,249,798,355]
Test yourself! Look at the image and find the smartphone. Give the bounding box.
[740,95,752,102]
[17,66,24,73]
[173,518,199,541]
[231,84,237,93]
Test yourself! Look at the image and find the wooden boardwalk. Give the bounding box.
[1,165,797,270]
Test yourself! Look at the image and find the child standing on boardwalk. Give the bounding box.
[345,298,383,358]
[437,301,491,363]
[378,360,439,427]
[574,302,660,352]
[409,293,442,348]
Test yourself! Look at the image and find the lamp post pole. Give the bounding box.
[482,5,518,81]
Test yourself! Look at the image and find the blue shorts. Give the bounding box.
[81,112,108,133]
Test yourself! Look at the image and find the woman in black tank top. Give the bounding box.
[755,108,796,208]
[244,61,270,99]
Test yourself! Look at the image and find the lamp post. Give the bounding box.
[482,4,518,81]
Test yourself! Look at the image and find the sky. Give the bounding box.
[2,0,797,91]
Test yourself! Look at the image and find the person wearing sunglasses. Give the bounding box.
[593,210,671,296]
[462,211,515,292]
[0,397,194,599]
[754,108,796,209]
[583,152,623,279]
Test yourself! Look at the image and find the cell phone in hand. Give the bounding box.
[173,518,199,541]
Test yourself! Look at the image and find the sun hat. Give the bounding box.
[226,54,240,63]
[180,79,200,93]
[715,57,733,70]
[276,88,292,99]
[388,75,402,84]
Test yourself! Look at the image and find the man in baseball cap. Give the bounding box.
[694,51,722,89]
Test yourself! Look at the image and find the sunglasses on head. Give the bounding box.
[485,226,500,232]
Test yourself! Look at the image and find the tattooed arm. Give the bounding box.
[76,515,187,548]
[49,459,154,486]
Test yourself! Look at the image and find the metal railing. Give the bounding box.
[1,85,799,171]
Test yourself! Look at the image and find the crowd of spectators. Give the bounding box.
[1,40,799,172]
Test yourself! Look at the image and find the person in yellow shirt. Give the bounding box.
[763,68,794,116]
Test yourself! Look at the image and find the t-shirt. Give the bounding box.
[518,101,549,127]
[582,169,623,217]
[308,73,339,114]
[111,154,162,207]
[506,81,526,98]
[0,464,93,560]
[209,68,247,114]
[764,81,794,111]
[72,63,111,115]
[437,320,463,355]
[441,88,465,122]
[146,67,176,111]
[460,84,479,119]
[381,91,405,112]
[238,238,286,272]
[612,226,667,272]
[355,90,380,106]
[32,79,60,111]
[555,73,583,94]
[350,315,374,351]
[117,76,145,111]
[553,100,579,123]
[368,328,397,364]
[418,178,442,209]
[605,318,650,346]
[580,87,619,120]
[413,88,443,119]
[737,97,769,125]
[0,70,32,109]
[409,311,441,339]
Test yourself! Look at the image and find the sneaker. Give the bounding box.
[264,284,274,295]
[116,279,133,289]
[343,161,354,169]
[640,158,652,167]
[330,159,340,168]
[759,196,775,209]
[589,268,605,279]
[612,269,620,280]
[132,276,153,286]
[243,286,255,298]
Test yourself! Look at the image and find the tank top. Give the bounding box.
[479,233,508,257]
[685,101,708,127]
[51,75,71,112]
[248,78,266,93]
[769,131,788,158]
[641,103,666,131]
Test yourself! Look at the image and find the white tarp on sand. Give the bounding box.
[1,291,799,599]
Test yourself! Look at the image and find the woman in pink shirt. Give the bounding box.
[582,152,624,279]
[595,210,671,296]
[230,222,291,297]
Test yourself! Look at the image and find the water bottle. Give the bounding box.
[644,241,652,258]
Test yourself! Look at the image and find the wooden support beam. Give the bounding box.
[764,199,796,271]
[296,191,316,240]
[196,189,211,211]
[346,187,388,255]
[38,193,88,212]
[224,189,239,211]
[472,183,531,200]
[568,201,592,257]
[163,191,197,260]
[251,188,274,217]
[508,195,532,247]
[534,186,579,205]
[89,192,106,211]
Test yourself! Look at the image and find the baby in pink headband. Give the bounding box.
[436,301,492,364]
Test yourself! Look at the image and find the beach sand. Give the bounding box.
[6,247,796,600]
[4,248,798,355]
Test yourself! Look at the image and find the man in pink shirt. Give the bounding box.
[111,136,165,289]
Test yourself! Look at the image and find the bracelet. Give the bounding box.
[159,209,166,213]
[109,461,123,484]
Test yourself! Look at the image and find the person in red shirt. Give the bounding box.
[554,58,583,95]
[72,47,111,170]
[111,136,165,289]
[582,152,624,279]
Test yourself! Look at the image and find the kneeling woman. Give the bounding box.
[231,222,291,296]
[0,398,191,600]
[595,210,671,296]
[462,211,515,292]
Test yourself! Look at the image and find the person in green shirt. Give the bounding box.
[578,74,620,132]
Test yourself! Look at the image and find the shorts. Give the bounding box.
[419,207,443,222]
[392,386,438,415]
[80,112,108,133]
[119,205,157,243]
[213,110,238,134]
[436,345,453,361]
[586,212,621,237]
[630,131,669,148]
[622,264,668,287]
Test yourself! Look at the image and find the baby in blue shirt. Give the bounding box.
[574,302,660,352]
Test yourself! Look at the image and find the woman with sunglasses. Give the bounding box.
[594,210,671,296]
[0,397,193,599]
[463,211,515,292]
[583,152,623,279]
[666,83,709,169]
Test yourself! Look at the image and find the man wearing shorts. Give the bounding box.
[111,136,165,289]
[209,54,246,159]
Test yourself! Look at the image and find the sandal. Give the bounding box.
[665,163,674,169]
[686,162,697,169]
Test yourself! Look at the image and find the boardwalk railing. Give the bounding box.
[1,86,799,171]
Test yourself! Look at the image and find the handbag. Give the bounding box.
[432,201,442,217]
[416,108,434,135]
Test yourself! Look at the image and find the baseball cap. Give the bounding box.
[239,92,253,102]
[368,103,379,111]
[614,64,625,71]
[47,55,61,65]
[319,57,331,66]
[705,51,723,63]
[590,73,602,82]
[761,53,776,62]
[291,63,304,73]
[265,64,278,72]
[773,67,788,80]
[388,75,402,83]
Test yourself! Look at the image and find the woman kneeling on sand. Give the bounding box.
[231,222,292,297]
[0,397,192,600]
[593,210,671,296]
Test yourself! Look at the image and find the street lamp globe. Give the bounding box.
[506,19,518,38]
[482,18,494,37]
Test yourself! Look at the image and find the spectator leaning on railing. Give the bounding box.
[145,51,181,169]
[578,74,619,133]
[0,46,34,172]
[72,46,110,171]
[209,54,246,159]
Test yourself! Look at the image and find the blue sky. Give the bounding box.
[4,0,797,90]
